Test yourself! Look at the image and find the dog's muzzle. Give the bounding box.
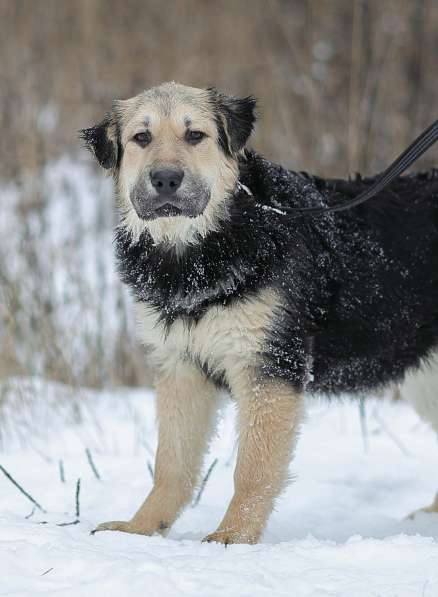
[130,170,210,220]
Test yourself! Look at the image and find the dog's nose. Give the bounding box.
[150,168,184,194]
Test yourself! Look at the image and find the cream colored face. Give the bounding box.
[82,82,256,244]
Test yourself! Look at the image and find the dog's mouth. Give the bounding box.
[133,199,202,221]
[153,204,183,218]
[131,183,211,221]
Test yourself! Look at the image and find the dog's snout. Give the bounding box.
[150,168,184,194]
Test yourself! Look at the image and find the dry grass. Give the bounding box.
[0,0,437,387]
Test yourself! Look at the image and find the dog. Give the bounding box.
[82,82,438,544]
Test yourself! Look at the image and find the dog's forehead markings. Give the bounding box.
[118,84,213,132]
[141,83,211,113]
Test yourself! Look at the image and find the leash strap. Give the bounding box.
[275,119,438,217]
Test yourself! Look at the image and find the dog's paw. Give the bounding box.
[91,518,170,536]
[202,528,258,545]
[91,520,134,535]
[406,493,438,520]
[406,505,438,520]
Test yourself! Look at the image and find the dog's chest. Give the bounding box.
[135,287,280,374]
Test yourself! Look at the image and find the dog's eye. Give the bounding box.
[185,130,206,145]
[133,131,152,147]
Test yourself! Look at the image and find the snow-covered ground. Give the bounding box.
[1,378,438,596]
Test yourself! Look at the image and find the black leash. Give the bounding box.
[275,119,438,217]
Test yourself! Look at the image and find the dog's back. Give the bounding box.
[301,169,438,394]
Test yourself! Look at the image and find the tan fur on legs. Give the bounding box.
[93,360,219,535]
[203,372,304,545]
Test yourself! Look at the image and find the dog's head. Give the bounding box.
[81,82,256,244]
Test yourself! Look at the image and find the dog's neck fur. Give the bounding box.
[115,186,270,325]
[115,152,328,326]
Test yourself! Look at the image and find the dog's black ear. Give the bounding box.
[209,89,257,154]
[80,113,118,170]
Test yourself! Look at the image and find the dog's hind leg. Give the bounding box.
[93,360,220,536]
[203,371,304,545]
[399,350,438,518]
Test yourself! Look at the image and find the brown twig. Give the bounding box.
[25,505,36,519]
[59,460,65,483]
[41,568,54,576]
[75,478,81,518]
[192,459,218,507]
[0,464,46,513]
[85,448,101,480]
[147,460,154,480]
[56,478,81,526]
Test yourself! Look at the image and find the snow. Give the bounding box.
[1,379,438,596]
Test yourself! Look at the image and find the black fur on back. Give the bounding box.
[116,151,438,395]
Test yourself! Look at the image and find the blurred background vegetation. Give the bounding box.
[1,0,437,389]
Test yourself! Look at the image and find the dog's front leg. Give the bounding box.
[93,360,219,536]
[203,371,304,545]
